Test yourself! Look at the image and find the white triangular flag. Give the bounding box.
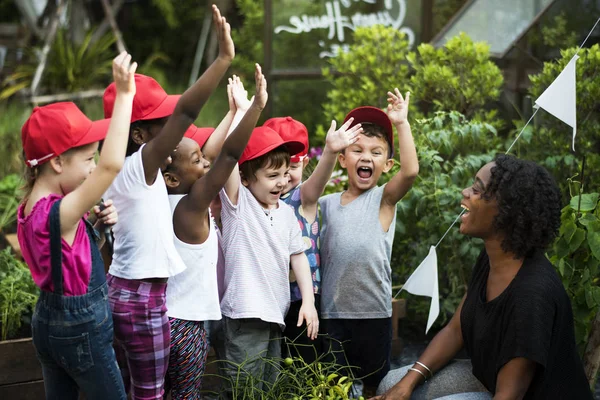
[400,246,439,334]
[534,55,579,150]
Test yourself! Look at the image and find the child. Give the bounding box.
[319,90,418,395]
[102,6,235,399]
[17,52,136,400]
[161,65,267,399]
[218,102,319,390]
[263,116,362,362]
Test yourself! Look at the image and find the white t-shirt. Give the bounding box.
[219,183,307,328]
[105,145,186,279]
[166,195,221,321]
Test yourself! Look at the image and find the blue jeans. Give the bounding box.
[32,283,126,400]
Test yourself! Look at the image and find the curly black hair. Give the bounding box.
[483,154,562,259]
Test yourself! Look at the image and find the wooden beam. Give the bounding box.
[100,0,126,53]
[30,0,65,100]
[31,89,105,105]
[90,0,125,45]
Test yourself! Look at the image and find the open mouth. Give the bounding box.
[357,166,373,179]
[460,204,470,217]
[270,190,281,197]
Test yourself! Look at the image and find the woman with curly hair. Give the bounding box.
[371,154,592,400]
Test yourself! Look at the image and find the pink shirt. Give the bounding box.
[17,194,92,296]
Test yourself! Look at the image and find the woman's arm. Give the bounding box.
[371,294,467,399]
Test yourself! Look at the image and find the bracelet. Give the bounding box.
[415,361,433,378]
[409,367,428,382]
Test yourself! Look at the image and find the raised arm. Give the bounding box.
[60,52,136,238]
[142,5,234,183]
[300,118,362,222]
[222,75,254,205]
[381,89,419,207]
[371,294,466,400]
[201,77,238,162]
[180,65,267,231]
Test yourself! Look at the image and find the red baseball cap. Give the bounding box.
[103,74,181,122]
[21,102,110,167]
[184,125,215,149]
[263,117,308,163]
[344,106,394,157]
[239,126,305,166]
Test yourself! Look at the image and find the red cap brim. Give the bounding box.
[185,125,215,149]
[239,139,305,165]
[74,118,112,148]
[344,106,394,157]
[139,94,181,121]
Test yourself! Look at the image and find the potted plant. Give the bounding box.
[0,247,43,398]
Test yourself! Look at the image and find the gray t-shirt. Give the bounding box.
[319,184,396,319]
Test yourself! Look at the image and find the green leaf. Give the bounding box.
[579,213,599,227]
[588,231,600,261]
[570,228,586,252]
[570,193,599,212]
[561,220,577,243]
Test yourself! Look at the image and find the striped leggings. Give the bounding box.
[165,318,209,400]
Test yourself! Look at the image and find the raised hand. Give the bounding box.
[227,76,237,114]
[112,51,137,95]
[230,75,253,112]
[213,5,234,62]
[325,117,362,153]
[252,64,268,110]
[386,88,410,126]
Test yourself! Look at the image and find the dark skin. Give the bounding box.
[372,162,537,400]
[164,64,267,245]
[133,5,235,186]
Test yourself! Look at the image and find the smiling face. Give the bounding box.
[283,156,308,195]
[53,142,99,195]
[240,147,291,209]
[460,162,499,239]
[163,137,210,194]
[338,133,393,193]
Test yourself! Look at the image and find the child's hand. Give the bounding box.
[112,51,137,95]
[252,64,268,110]
[297,302,319,340]
[386,88,410,126]
[213,5,234,62]
[325,117,362,153]
[93,199,118,228]
[231,75,253,112]
[227,76,237,114]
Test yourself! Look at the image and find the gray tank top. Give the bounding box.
[318,184,396,319]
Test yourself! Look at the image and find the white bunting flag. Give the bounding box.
[534,55,579,150]
[400,246,439,334]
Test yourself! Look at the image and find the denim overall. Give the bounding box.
[31,200,126,400]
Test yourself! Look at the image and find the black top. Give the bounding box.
[460,250,592,399]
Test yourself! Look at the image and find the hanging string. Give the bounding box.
[435,210,465,248]
[575,16,600,57]
[505,108,540,154]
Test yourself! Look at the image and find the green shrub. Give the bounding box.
[547,185,600,354]
[0,248,38,340]
[1,28,115,99]
[407,33,504,121]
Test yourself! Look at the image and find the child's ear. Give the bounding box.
[302,157,310,168]
[383,158,394,173]
[338,152,348,169]
[240,171,250,187]
[163,171,180,189]
[131,126,147,146]
[49,156,64,174]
